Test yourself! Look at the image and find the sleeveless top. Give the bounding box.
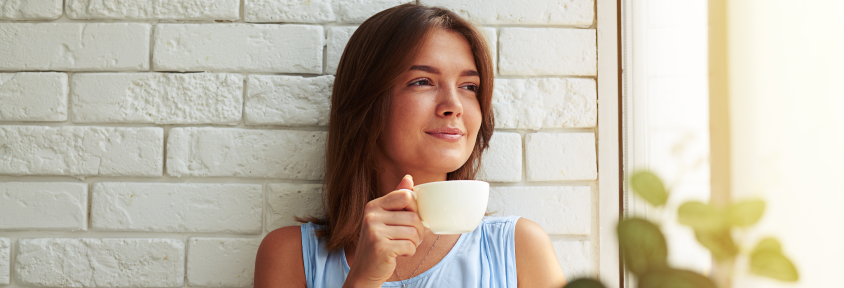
[300,216,522,288]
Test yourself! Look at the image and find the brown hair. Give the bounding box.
[300,3,495,252]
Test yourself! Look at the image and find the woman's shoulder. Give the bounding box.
[254,225,306,288]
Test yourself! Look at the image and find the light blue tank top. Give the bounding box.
[300,216,522,288]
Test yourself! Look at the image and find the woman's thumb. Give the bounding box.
[396,174,414,191]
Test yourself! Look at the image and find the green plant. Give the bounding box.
[563,170,798,288]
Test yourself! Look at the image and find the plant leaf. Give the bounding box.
[638,268,717,288]
[617,218,668,275]
[677,201,725,231]
[750,251,799,282]
[630,171,669,207]
[727,199,766,227]
[694,229,738,261]
[564,278,606,288]
[752,237,782,254]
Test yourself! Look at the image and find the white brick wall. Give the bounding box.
[71,73,244,124]
[419,0,594,26]
[0,23,151,71]
[91,183,263,233]
[500,28,597,76]
[0,238,8,285]
[0,0,62,20]
[0,73,68,122]
[266,183,324,232]
[0,0,600,285]
[66,0,241,20]
[526,132,598,181]
[490,186,592,235]
[245,75,334,126]
[0,126,163,177]
[0,182,88,231]
[166,128,327,178]
[16,238,185,287]
[153,24,324,73]
[187,238,261,287]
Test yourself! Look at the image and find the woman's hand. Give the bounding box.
[343,175,426,288]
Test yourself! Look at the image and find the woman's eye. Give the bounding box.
[461,84,479,92]
[409,79,431,86]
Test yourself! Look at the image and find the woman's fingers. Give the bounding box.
[374,189,418,212]
[381,225,422,246]
[383,211,426,243]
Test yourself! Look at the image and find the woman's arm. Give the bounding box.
[515,218,567,288]
[254,226,307,288]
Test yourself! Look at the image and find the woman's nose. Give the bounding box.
[437,86,463,118]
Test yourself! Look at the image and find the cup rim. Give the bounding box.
[413,179,489,189]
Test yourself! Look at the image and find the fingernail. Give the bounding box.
[404,174,412,180]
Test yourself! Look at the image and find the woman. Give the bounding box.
[255,4,566,287]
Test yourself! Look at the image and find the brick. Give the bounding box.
[484,27,497,73]
[0,182,88,231]
[187,238,261,287]
[0,23,150,71]
[0,73,68,122]
[153,24,323,73]
[526,132,596,181]
[266,183,322,232]
[477,132,521,182]
[552,239,591,279]
[334,0,411,23]
[71,73,243,124]
[245,75,333,126]
[499,28,596,76]
[419,0,593,26]
[0,0,62,20]
[0,126,163,177]
[66,0,240,20]
[490,186,590,234]
[245,0,410,23]
[91,183,262,234]
[325,26,357,75]
[244,0,335,23]
[493,78,597,129]
[0,238,8,285]
[16,238,184,287]
[166,128,326,179]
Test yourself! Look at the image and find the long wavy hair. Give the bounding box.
[299,3,495,252]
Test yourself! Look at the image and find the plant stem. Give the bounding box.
[711,258,734,288]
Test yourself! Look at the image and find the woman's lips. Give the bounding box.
[426,132,463,142]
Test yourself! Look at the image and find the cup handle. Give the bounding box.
[397,188,430,229]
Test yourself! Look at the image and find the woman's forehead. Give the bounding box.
[411,28,478,72]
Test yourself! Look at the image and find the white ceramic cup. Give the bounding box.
[398,180,489,234]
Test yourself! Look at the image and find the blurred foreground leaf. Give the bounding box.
[617,218,668,275]
[727,199,766,227]
[750,251,799,281]
[694,229,738,261]
[752,237,782,254]
[630,171,668,207]
[564,278,606,288]
[638,268,716,288]
[677,201,725,231]
[750,238,799,281]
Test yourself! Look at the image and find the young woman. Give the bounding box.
[254,4,566,287]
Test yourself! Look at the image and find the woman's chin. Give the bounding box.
[417,152,470,172]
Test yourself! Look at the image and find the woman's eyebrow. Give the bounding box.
[409,65,479,77]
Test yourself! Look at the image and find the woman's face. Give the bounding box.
[378,28,483,176]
